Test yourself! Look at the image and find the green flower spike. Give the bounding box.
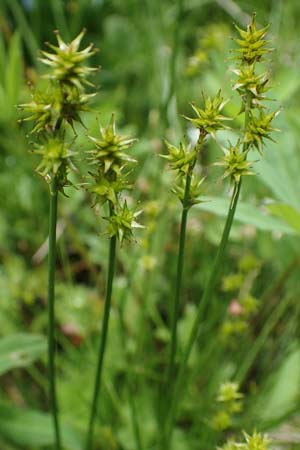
[172,175,205,208]
[105,201,143,243]
[59,87,96,128]
[217,382,243,403]
[233,13,273,65]
[215,141,254,183]
[19,86,95,133]
[40,29,98,89]
[89,172,132,206]
[33,137,76,179]
[183,90,231,139]
[245,110,280,152]
[218,431,271,450]
[232,65,270,107]
[88,114,137,175]
[161,140,197,175]
[243,431,270,450]
[19,88,61,134]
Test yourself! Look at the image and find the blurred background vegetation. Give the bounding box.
[1,0,300,449]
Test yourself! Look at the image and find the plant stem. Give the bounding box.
[164,93,252,446]
[165,180,241,442]
[118,270,144,450]
[159,168,193,449]
[167,170,193,387]
[85,208,117,450]
[48,176,62,450]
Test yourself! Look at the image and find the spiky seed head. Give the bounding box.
[33,137,76,182]
[214,141,255,183]
[183,90,231,139]
[104,201,143,242]
[161,139,197,175]
[88,114,137,175]
[245,110,280,152]
[39,29,98,90]
[233,13,273,65]
[172,175,205,208]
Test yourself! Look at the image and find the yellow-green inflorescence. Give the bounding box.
[40,29,98,90]
[183,90,231,140]
[218,431,271,450]
[214,13,279,184]
[214,140,254,184]
[19,30,97,190]
[220,254,260,345]
[212,382,243,431]
[88,114,142,242]
[174,13,278,193]
[162,90,232,208]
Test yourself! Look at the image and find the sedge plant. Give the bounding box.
[160,90,230,445]
[85,114,141,450]
[162,13,278,447]
[19,30,97,449]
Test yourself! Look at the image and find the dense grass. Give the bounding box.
[1,1,300,449]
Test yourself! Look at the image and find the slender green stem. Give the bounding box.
[164,93,252,446]
[118,271,144,450]
[165,181,241,441]
[167,170,193,387]
[159,168,193,449]
[85,208,117,450]
[48,176,62,450]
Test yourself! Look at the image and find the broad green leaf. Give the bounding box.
[255,114,300,210]
[256,347,300,423]
[0,333,46,375]
[195,196,295,234]
[0,402,82,449]
[267,203,300,233]
[275,69,300,103]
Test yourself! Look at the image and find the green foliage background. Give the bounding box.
[1,0,300,449]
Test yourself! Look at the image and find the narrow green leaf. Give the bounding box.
[267,203,300,232]
[195,196,295,234]
[5,32,22,108]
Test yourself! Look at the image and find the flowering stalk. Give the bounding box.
[47,175,61,449]
[167,165,194,386]
[85,205,117,450]
[160,91,230,447]
[163,14,277,446]
[85,115,141,449]
[19,30,97,449]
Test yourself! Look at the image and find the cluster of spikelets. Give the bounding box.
[212,382,243,431]
[161,90,230,208]
[20,31,142,242]
[19,30,97,190]
[216,13,279,183]
[162,13,279,209]
[87,114,142,242]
